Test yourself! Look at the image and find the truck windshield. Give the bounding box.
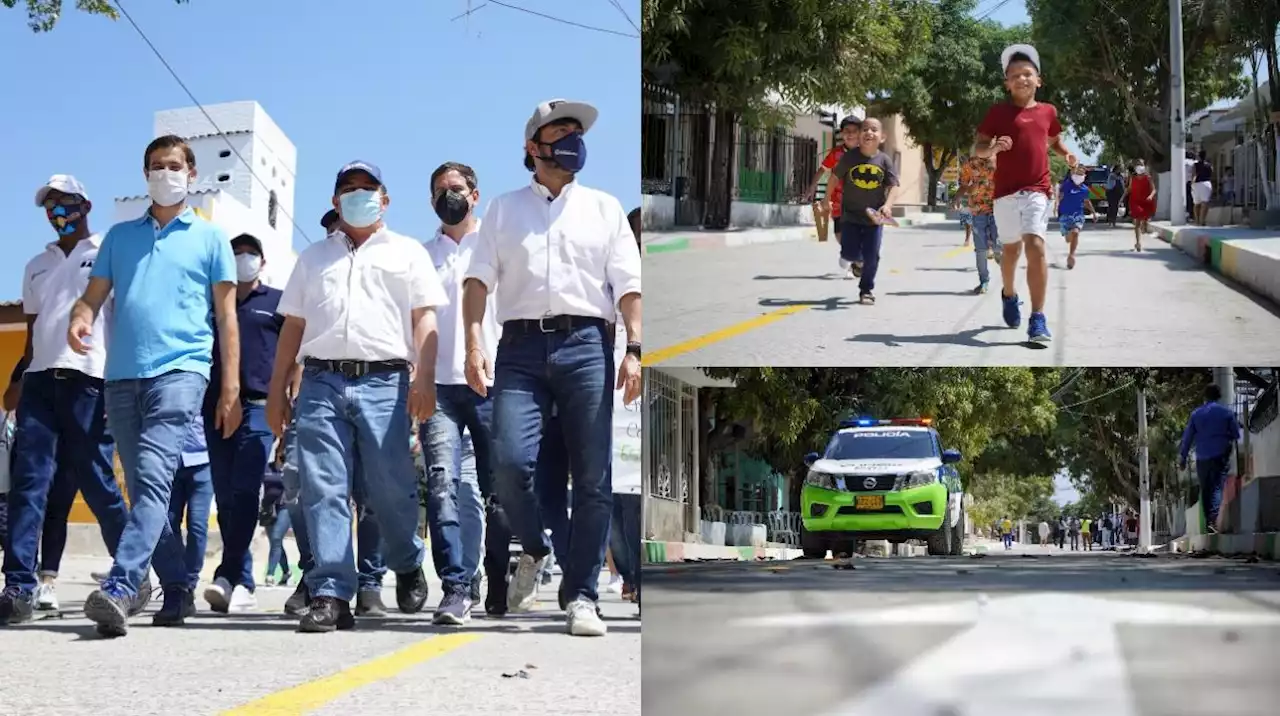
[823,431,937,460]
[1086,168,1109,184]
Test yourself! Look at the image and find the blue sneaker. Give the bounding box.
[1001,292,1022,328]
[1028,312,1052,343]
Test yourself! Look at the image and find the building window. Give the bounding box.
[217,173,231,183]
[218,149,231,158]
[268,190,278,229]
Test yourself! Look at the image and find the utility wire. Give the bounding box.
[486,0,639,38]
[604,0,640,34]
[1059,379,1137,411]
[113,0,314,244]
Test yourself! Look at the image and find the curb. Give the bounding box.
[1173,532,1280,560]
[1151,224,1280,307]
[642,540,803,563]
[643,215,955,255]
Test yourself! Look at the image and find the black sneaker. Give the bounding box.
[298,597,355,633]
[85,587,132,637]
[284,581,311,617]
[432,589,472,625]
[355,590,388,618]
[128,576,154,617]
[395,567,429,614]
[152,588,196,627]
[0,586,36,625]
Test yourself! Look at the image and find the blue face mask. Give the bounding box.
[48,204,84,236]
[541,133,587,173]
[338,189,384,229]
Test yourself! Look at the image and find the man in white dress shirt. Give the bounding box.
[462,99,642,637]
[419,161,499,626]
[267,161,448,633]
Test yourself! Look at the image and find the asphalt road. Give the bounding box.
[1,555,640,716]
[645,222,1280,366]
[642,542,1280,716]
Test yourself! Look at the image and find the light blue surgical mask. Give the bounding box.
[338,189,384,228]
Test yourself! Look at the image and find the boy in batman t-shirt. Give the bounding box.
[832,116,899,304]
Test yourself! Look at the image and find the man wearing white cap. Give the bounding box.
[461,99,643,637]
[0,175,132,625]
[974,44,1077,344]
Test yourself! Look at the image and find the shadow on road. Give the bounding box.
[847,325,1027,349]
[759,297,858,311]
[752,273,843,281]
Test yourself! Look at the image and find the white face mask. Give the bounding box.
[235,254,262,282]
[147,169,190,207]
[1071,174,1085,185]
[1135,166,1146,175]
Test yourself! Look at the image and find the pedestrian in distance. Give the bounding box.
[1191,151,1214,226]
[1178,383,1241,535]
[1126,159,1157,251]
[1056,164,1095,270]
[1000,515,1013,549]
[974,44,1078,344]
[1104,165,1125,227]
[952,153,1001,294]
[1080,517,1092,551]
[831,116,900,304]
[1068,516,1080,550]
[1037,520,1050,545]
[1056,516,1067,549]
[69,135,243,638]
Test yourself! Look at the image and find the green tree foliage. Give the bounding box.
[4,0,188,32]
[1025,0,1251,169]
[967,473,1056,530]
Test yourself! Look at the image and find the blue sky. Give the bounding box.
[0,0,640,299]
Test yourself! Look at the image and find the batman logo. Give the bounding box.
[846,163,884,191]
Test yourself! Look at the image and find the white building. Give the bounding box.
[114,101,299,287]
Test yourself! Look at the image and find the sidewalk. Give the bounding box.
[644,212,954,255]
[1150,222,1280,306]
[643,540,803,563]
[1172,531,1280,560]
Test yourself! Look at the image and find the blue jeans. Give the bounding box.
[1002,533,1013,548]
[4,369,129,594]
[535,415,571,567]
[102,370,209,597]
[420,383,492,592]
[294,366,423,601]
[971,213,999,283]
[1197,453,1231,528]
[491,321,614,603]
[206,401,275,592]
[610,492,641,595]
[167,463,213,591]
[351,478,387,592]
[38,463,75,576]
[266,508,292,580]
[840,221,883,293]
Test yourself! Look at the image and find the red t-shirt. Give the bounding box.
[977,101,1063,199]
[821,145,846,216]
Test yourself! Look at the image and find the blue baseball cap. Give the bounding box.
[335,161,384,192]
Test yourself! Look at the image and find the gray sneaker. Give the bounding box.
[432,589,472,625]
[507,553,549,614]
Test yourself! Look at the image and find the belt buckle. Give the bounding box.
[537,316,556,334]
[337,360,363,378]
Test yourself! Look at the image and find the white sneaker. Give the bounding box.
[203,577,233,613]
[35,583,59,611]
[566,597,607,637]
[507,553,549,614]
[228,584,258,613]
[605,576,624,595]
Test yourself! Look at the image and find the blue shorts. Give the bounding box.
[958,210,973,227]
[1059,213,1085,236]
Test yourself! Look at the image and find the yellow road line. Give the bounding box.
[941,244,974,259]
[221,633,483,715]
[645,305,809,365]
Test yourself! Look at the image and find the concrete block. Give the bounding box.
[700,520,726,546]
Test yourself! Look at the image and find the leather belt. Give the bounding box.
[304,358,409,379]
[503,315,609,334]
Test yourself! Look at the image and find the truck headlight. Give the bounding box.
[896,471,937,490]
[805,471,837,490]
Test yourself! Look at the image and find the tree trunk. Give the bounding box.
[704,108,737,230]
[923,143,939,208]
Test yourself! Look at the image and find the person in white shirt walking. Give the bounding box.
[267,161,448,633]
[419,161,499,626]
[0,175,133,626]
[462,99,642,637]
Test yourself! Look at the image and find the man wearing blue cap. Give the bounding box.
[267,161,448,632]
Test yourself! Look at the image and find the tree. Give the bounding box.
[642,0,931,228]
[872,0,1025,207]
[966,473,1056,531]
[1026,0,1251,170]
[4,0,189,32]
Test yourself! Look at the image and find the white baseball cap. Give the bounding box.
[524,99,598,141]
[34,174,89,206]
[1001,44,1041,74]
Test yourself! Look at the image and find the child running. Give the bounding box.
[831,116,899,304]
[1056,164,1094,270]
[974,44,1077,343]
[954,153,1001,293]
[806,116,862,264]
[1127,159,1156,251]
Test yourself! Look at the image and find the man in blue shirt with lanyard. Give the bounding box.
[1179,383,1242,534]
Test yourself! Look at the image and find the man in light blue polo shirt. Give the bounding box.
[67,133,242,637]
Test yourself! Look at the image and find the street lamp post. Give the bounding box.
[1168,0,1186,226]
[1137,387,1152,552]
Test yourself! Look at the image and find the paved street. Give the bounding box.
[646,221,1280,366]
[2,555,640,716]
[642,542,1280,716]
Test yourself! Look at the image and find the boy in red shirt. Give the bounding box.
[974,44,1077,343]
[806,116,862,270]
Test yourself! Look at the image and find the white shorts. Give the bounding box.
[993,190,1050,244]
[1192,181,1212,204]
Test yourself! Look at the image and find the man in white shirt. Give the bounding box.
[462,99,643,637]
[419,161,499,626]
[267,161,448,633]
[0,175,133,626]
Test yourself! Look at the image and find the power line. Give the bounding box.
[976,0,1016,22]
[112,0,315,244]
[1059,379,1137,411]
[486,0,639,38]
[604,0,640,34]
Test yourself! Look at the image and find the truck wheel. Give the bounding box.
[927,502,953,556]
[832,538,857,558]
[949,509,965,556]
[800,523,828,559]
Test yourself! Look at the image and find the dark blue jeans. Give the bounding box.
[491,321,615,603]
[3,369,129,595]
[840,221,884,293]
[535,415,571,567]
[610,492,641,595]
[1197,453,1231,528]
[421,383,492,592]
[266,508,293,581]
[205,400,275,592]
[38,463,76,576]
[103,370,208,597]
[167,463,213,591]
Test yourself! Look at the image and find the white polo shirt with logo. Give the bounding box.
[423,223,500,386]
[278,227,449,363]
[24,235,111,378]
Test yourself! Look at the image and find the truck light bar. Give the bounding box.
[839,417,934,428]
